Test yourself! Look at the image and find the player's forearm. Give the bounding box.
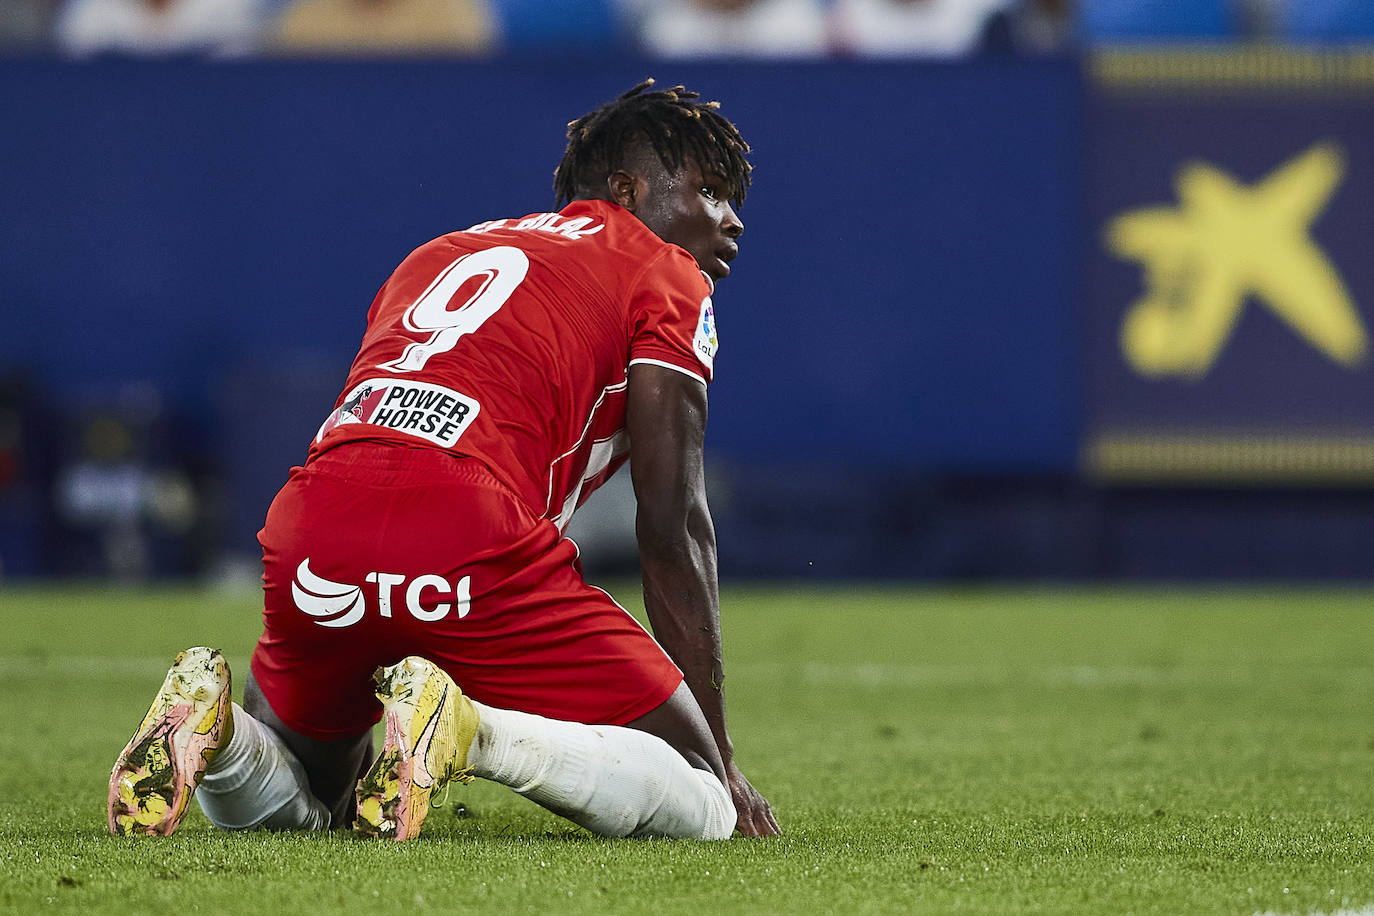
[638,508,735,761]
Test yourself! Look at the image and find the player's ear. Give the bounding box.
[607,170,639,212]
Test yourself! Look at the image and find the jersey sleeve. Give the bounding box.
[627,247,718,384]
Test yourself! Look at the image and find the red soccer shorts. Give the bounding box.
[250,443,682,740]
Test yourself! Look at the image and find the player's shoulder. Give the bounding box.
[571,202,711,296]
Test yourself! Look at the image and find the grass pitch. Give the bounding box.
[2,583,1373,914]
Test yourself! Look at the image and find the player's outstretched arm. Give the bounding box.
[626,362,780,838]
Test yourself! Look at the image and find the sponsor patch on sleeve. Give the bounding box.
[315,378,480,448]
[693,296,718,373]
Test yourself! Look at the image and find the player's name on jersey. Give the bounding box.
[315,379,481,449]
[466,212,605,240]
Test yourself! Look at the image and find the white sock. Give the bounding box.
[196,704,331,831]
[468,702,736,840]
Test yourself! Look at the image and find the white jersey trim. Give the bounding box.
[553,430,629,531]
[629,357,707,385]
[544,378,629,525]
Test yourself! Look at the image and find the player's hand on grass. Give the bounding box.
[726,761,780,837]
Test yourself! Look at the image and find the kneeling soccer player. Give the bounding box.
[107,80,780,841]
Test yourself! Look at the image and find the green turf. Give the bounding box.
[2,583,1373,914]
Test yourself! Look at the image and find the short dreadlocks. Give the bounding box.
[553,79,752,211]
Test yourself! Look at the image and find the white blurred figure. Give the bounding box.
[830,0,1014,57]
[625,0,828,59]
[54,409,197,581]
[55,0,265,56]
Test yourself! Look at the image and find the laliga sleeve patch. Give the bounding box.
[693,296,718,373]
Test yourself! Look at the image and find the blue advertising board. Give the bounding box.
[0,58,1081,560]
[0,57,1081,474]
[9,51,1374,578]
[1082,50,1374,483]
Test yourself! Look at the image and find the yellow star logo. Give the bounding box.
[1106,142,1367,378]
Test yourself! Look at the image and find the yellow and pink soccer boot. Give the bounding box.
[107,647,233,836]
[354,656,479,840]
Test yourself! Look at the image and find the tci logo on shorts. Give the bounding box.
[291,558,471,628]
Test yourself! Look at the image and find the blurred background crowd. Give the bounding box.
[2,0,1374,60]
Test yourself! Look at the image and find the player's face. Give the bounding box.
[631,159,744,283]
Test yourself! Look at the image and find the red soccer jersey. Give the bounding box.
[310,199,719,529]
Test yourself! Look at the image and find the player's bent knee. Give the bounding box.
[695,768,736,841]
[626,682,726,784]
